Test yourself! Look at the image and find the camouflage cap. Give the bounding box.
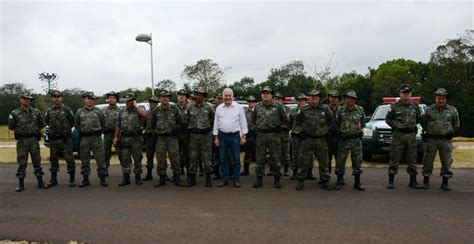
[274,92,284,99]
[81,91,97,99]
[307,89,321,96]
[148,95,159,102]
[177,89,189,97]
[328,90,340,97]
[123,93,136,101]
[50,90,63,97]
[260,86,273,94]
[19,93,33,100]
[160,90,171,97]
[400,84,412,93]
[246,95,257,102]
[105,91,120,100]
[434,88,448,96]
[193,87,207,96]
[343,90,358,99]
[215,94,223,99]
[295,93,306,100]
[208,97,215,103]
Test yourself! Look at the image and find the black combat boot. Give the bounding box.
[135,173,143,185]
[173,174,184,187]
[104,166,109,177]
[118,173,131,187]
[334,174,344,191]
[198,163,205,177]
[273,176,282,189]
[386,174,395,189]
[307,168,317,180]
[408,175,421,189]
[283,165,289,176]
[290,169,298,181]
[253,176,263,188]
[441,177,450,191]
[212,165,220,180]
[353,174,365,191]
[186,174,196,187]
[37,176,49,189]
[69,172,76,187]
[79,175,90,188]
[154,175,167,187]
[421,176,430,190]
[48,172,58,187]
[99,175,108,187]
[241,163,250,176]
[321,180,332,191]
[15,178,25,192]
[142,167,153,181]
[205,173,212,187]
[296,180,304,191]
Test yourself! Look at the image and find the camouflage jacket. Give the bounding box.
[244,107,256,131]
[328,105,341,137]
[117,106,143,136]
[336,105,366,136]
[421,104,460,135]
[103,104,121,132]
[143,107,156,134]
[289,106,304,135]
[296,103,333,137]
[74,106,105,134]
[151,104,182,134]
[44,104,74,134]
[186,102,215,130]
[251,101,289,131]
[386,100,421,130]
[8,106,44,134]
[176,103,189,130]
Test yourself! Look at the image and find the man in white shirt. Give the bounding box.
[213,88,248,187]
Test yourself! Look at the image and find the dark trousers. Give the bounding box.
[218,132,241,182]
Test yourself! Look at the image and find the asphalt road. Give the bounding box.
[0,164,473,243]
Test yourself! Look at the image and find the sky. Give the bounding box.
[0,0,472,95]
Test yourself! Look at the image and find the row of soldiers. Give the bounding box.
[8,84,459,192]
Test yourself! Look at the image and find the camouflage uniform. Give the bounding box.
[243,105,256,169]
[143,97,158,175]
[176,102,190,173]
[296,100,333,184]
[280,105,291,175]
[117,106,144,176]
[289,102,304,178]
[44,102,76,176]
[421,89,460,183]
[327,92,341,174]
[103,103,121,172]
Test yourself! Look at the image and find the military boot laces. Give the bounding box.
[205,173,213,187]
[135,174,143,185]
[69,172,76,187]
[353,174,365,191]
[48,172,58,187]
[118,173,131,187]
[79,175,90,188]
[37,176,49,189]
[15,178,25,192]
[253,176,263,188]
[273,176,282,189]
[154,175,167,187]
[296,180,304,191]
[441,177,450,191]
[421,176,430,190]
[408,175,421,189]
[334,175,344,191]
[386,174,395,189]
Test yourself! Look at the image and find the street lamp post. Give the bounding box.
[135,33,155,95]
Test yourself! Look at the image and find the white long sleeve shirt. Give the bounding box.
[212,101,248,136]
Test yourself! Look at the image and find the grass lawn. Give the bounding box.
[0,125,15,141]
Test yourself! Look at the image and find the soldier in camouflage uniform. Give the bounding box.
[74,92,108,187]
[44,90,76,187]
[327,90,341,179]
[386,84,422,189]
[334,90,366,191]
[113,94,146,186]
[252,86,289,189]
[103,91,121,177]
[8,94,49,192]
[420,88,460,191]
[295,89,333,191]
[185,87,215,187]
[151,90,185,187]
[241,95,257,176]
[289,93,307,180]
[274,92,291,176]
[143,95,159,181]
[176,89,190,175]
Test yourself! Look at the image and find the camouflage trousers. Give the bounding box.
[144,133,157,170]
[243,132,256,165]
[297,137,330,181]
[388,132,417,176]
[280,131,290,167]
[290,135,302,171]
[79,135,107,177]
[189,133,213,175]
[255,132,281,177]
[177,132,190,171]
[103,132,120,168]
[156,135,182,176]
[119,136,143,175]
[327,136,338,174]
[49,137,76,174]
[16,137,44,179]
[422,138,453,178]
[335,138,363,176]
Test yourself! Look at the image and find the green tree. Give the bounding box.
[38,72,58,95]
[181,59,227,97]
[156,79,177,93]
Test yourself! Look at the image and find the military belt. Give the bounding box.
[50,132,72,140]
[425,133,453,140]
[395,127,418,134]
[103,129,115,134]
[121,132,142,137]
[175,128,188,134]
[339,133,362,140]
[189,128,211,134]
[155,132,176,137]
[80,130,102,137]
[302,132,327,139]
[14,132,40,140]
[257,127,281,134]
